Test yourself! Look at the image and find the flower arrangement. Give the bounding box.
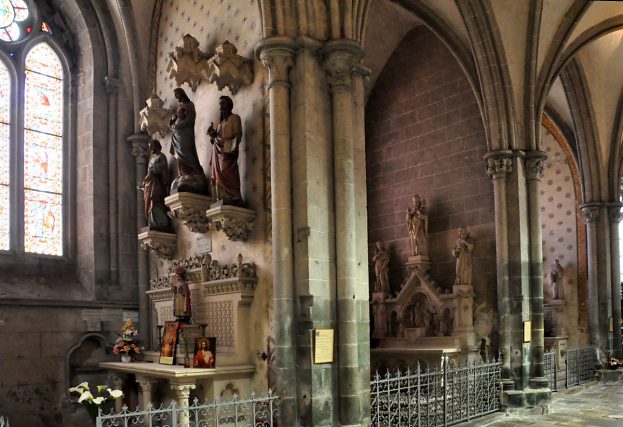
[68,382,123,422]
[113,319,142,356]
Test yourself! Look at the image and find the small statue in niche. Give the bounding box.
[207,96,243,205]
[140,139,171,231]
[550,259,563,300]
[172,266,191,322]
[406,194,428,257]
[372,241,390,294]
[411,300,425,328]
[452,227,474,286]
[479,338,490,363]
[169,87,208,194]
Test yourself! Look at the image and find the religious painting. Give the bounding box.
[159,321,179,365]
[192,337,216,368]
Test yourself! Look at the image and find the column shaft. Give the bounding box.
[581,204,601,350]
[609,204,622,358]
[526,152,547,388]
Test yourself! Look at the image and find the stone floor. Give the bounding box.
[464,383,623,426]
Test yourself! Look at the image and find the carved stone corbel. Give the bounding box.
[205,205,256,241]
[139,94,175,138]
[138,229,177,260]
[207,41,253,94]
[165,192,213,233]
[166,34,209,91]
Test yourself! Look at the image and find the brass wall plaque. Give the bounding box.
[313,328,334,364]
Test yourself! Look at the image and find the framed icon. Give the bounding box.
[193,337,216,368]
[159,321,179,365]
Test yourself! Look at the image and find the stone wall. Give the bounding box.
[152,0,271,393]
[365,27,496,318]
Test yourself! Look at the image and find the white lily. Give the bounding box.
[92,397,105,405]
[108,388,124,399]
[78,390,93,403]
[97,385,108,393]
[68,385,84,394]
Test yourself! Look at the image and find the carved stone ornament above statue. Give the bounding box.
[139,94,175,138]
[166,35,253,93]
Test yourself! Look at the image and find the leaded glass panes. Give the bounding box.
[24,189,62,255]
[0,61,8,250]
[0,0,29,42]
[24,43,63,255]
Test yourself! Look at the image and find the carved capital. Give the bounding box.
[580,204,600,224]
[609,204,623,224]
[259,48,294,86]
[135,376,158,392]
[525,152,547,181]
[485,157,512,180]
[322,40,363,92]
[104,76,120,95]
[128,134,150,162]
[170,383,196,400]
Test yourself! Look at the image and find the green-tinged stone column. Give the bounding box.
[257,36,298,425]
[129,133,151,350]
[526,151,548,389]
[485,151,513,389]
[323,39,365,426]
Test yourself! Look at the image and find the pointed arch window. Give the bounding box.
[0,0,67,257]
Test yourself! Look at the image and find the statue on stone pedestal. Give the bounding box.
[140,139,171,230]
[172,266,191,322]
[550,259,563,300]
[406,194,428,257]
[372,241,390,294]
[207,96,243,205]
[452,227,474,286]
[169,87,208,194]
[411,301,425,328]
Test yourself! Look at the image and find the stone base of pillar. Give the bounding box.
[503,387,551,410]
[595,368,623,383]
[529,376,549,389]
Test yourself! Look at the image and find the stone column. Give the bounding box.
[257,37,298,424]
[485,151,513,388]
[111,374,126,413]
[135,376,157,409]
[170,382,196,427]
[580,203,601,350]
[105,76,120,285]
[323,39,365,426]
[525,152,548,389]
[608,203,623,358]
[129,133,151,350]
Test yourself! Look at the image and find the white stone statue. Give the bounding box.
[550,259,563,300]
[406,194,428,257]
[372,241,390,294]
[452,227,474,286]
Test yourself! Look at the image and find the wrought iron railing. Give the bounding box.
[371,357,501,427]
[544,351,557,391]
[566,346,596,387]
[96,390,279,427]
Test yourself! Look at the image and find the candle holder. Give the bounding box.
[200,323,208,337]
[156,324,163,351]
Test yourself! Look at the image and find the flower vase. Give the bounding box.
[121,354,132,363]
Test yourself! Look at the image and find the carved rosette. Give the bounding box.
[580,205,600,224]
[207,41,253,94]
[525,152,547,181]
[485,155,513,180]
[164,192,213,234]
[139,94,175,138]
[205,205,256,241]
[138,230,177,260]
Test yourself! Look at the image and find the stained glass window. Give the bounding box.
[24,43,63,255]
[0,60,9,250]
[0,0,29,42]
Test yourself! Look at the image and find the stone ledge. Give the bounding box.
[138,229,177,259]
[595,368,623,383]
[205,204,256,241]
[165,192,213,233]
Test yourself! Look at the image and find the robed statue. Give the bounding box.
[406,194,428,257]
[207,95,243,205]
[372,241,390,294]
[140,139,171,230]
[172,266,191,321]
[169,87,208,194]
[452,227,474,286]
[550,259,563,300]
